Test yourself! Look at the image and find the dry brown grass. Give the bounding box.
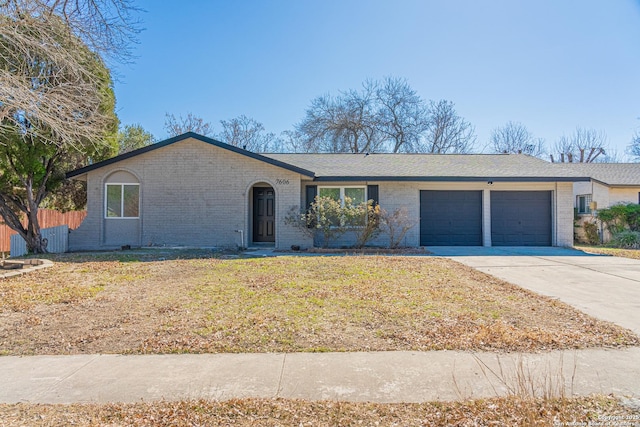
[0,250,637,355]
[0,395,637,426]
[575,245,640,260]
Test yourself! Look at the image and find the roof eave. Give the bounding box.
[312,176,591,182]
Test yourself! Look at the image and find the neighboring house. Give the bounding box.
[567,163,640,243]
[66,132,590,251]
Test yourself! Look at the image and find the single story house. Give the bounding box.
[66,132,592,251]
[567,163,640,242]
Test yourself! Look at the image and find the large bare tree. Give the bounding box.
[550,128,609,163]
[295,77,475,154]
[420,99,476,153]
[375,76,429,153]
[296,83,382,154]
[0,14,119,253]
[164,113,214,138]
[0,0,138,253]
[0,0,139,145]
[490,121,546,157]
[630,132,640,161]
[218,115,278,153]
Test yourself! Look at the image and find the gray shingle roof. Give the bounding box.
[560,163,640,186]
[264,153,588,181]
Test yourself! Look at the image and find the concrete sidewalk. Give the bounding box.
[1,348,639,404]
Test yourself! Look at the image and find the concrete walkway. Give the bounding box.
[1,348,639,404]
[2,246,640,405]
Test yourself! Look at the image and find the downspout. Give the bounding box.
[235,229,244,249]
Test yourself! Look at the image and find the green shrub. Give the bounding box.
[597,203,640,234]
[610,230,640,249]
[596,203,640,247]
[285,196,349,248]
[285,197,380,248]
[345,200,381,248]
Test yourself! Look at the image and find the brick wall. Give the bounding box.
[69,138,312,251]
[298,180,575,248]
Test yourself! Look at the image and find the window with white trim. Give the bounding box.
[319,186,366,206]
[318,186,367,226]
[576,194,592,215]
[106,184,140,218]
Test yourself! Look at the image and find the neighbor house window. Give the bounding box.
[318,186,367,226]
[576,194,592,215]
[106,184,139,218]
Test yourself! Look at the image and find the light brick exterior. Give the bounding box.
[573,181,640,244]
[301,180,575,248]
[69,136,577,251]
[69,138,312,251]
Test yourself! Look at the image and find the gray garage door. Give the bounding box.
[491,191,552,246]
[420,190,482,246]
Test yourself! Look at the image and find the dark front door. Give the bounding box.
[253,187,275,243]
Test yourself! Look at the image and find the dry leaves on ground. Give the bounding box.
[0,252,638,355]
[0,395,637,426]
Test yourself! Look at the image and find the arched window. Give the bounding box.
[105,171,140,219]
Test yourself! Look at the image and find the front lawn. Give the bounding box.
[0,251,637,355]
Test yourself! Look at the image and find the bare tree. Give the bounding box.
[164,113,214,137]
[627,132,640,161]
[294,77,476,154]
[550,128,608,163]
[490,121,546,157]
[375,76,429,153]
[218,115,277,152]
[0,0,140,144]
[279,129,309,153]
[0,0,138,253]
[420,100,476,153]
[295,83,382,154]
[2,0,141,62]
[0,15,119,253]
[1,13,115,146]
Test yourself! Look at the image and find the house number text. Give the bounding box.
[276,179,290,185]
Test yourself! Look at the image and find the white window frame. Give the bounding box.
[576,194,592,215]
[105,183,140,219]
[317,186,368,227]
[318,186,367,207]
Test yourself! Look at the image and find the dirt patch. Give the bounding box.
[0,252,637,355]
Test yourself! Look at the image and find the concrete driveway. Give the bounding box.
[427,246,640,335]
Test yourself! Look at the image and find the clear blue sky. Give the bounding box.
[113,0,640,159]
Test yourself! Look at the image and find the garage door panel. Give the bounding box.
[491,191,551,246]
[420,190,482,246]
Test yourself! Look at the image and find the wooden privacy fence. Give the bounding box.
[0,209,86,253]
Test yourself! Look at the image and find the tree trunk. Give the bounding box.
[24,228,48,254]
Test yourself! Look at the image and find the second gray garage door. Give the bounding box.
[420,190,482,246]
[491,191,552,246]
